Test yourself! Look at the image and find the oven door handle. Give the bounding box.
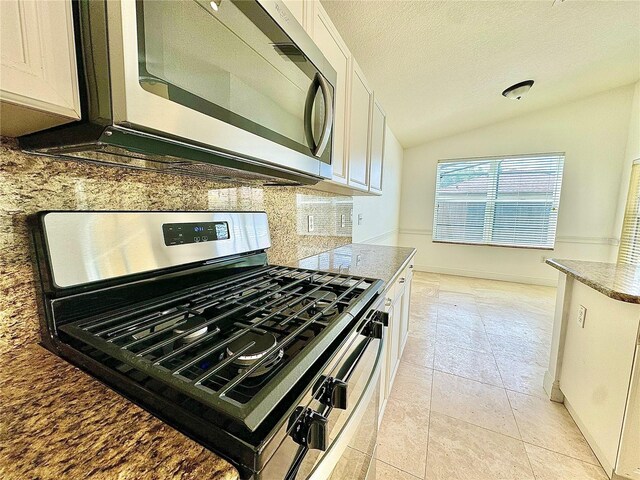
[306,335,383,480]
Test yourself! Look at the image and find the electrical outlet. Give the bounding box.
[341,214,346,228]
[357,213,363,225]
[307,215,314,232]
[577,305,587,328]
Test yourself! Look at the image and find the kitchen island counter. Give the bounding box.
[545,258,640,479]
[546,258,640,304]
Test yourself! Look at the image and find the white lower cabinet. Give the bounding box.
[0,0,80,136]
[379,259,414,417]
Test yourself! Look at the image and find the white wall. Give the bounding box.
[399,84,637,285]
[352,125,403,244]
[613,81,640,252]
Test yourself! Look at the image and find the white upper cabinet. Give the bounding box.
[347,60,373,191]
[280,0,307,29]
[308,1,351,185]
[368,99,385,194]
[0,0,80,137]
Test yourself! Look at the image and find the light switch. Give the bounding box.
[357,213,363,225]
[341,214,346,228]
[307,215,314,232]
[577,305,587,328]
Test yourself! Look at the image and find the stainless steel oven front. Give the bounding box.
[261,298,385,480]
[105,0,335,179]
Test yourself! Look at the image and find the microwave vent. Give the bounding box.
[272,43,307,62]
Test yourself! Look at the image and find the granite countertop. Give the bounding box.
[288,243,416,287]
[1,243,415,480]
[1,344,239,480]
[546,259,640,304]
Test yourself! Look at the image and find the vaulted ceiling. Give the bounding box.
[321,0,640,148]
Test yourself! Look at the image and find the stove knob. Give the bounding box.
[318,377,348,409]
[287,406,328,451]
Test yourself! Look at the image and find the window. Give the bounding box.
[433,154,565,249]
[618,160,640,264]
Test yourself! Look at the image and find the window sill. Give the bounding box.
[432,240,554,251]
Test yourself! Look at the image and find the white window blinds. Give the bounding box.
[433,154,565,249]
[618,160,640,264]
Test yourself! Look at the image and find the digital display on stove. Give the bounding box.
[162,222,230,246]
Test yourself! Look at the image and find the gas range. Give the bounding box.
[32,211,386,479]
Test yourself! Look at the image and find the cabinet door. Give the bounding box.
[384,303,396,399]
[310,2,350,184]
[379,332,388,418]
[399,267,413,355]
[390,293,402,369]
[347,60,373,191]
[0,0,80,136]
[385,294,403,397]
[368,99,385,194]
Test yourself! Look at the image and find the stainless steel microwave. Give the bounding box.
[20,0,336,185]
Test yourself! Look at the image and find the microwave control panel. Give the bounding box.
[162,222,230,246]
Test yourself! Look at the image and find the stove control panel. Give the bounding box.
[162,222,230,246]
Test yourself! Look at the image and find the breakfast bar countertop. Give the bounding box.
[546,258,640,304]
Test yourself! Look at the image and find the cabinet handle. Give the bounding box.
[409,265,414,269]
[385,298,392,307]
[399,277,405,284]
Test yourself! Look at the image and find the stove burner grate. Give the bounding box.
[57,265,381,431]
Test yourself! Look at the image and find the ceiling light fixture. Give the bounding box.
[502,80,535,100]
[210,0,221,11]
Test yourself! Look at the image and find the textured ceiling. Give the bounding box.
[321,0,640,148]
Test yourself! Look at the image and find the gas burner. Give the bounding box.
[302,290,339,317]
[173,316,208,344]
[226,331,284,377]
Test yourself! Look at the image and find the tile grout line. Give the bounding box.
[475,287,538,479]
[433,291,525,440]
[409,277,576,478]
[520,441,607,471]
[424,285,438,479]
[376,458,423,480]
[474,290,603,470]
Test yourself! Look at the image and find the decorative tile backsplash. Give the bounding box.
[0,137,352,351]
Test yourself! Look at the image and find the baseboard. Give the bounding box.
[543,370,565,403]
[413,263,557,286]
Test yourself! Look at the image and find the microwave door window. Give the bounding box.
[136,0,324,159]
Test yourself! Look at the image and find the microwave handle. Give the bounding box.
[304,73,333,158]
[315,74,333,157]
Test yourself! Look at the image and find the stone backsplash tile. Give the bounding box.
[0,137,352,351]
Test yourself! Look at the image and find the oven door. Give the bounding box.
[260,305,384,480]
[107,0,335,179]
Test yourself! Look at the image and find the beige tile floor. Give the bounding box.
[375,272,607,480]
